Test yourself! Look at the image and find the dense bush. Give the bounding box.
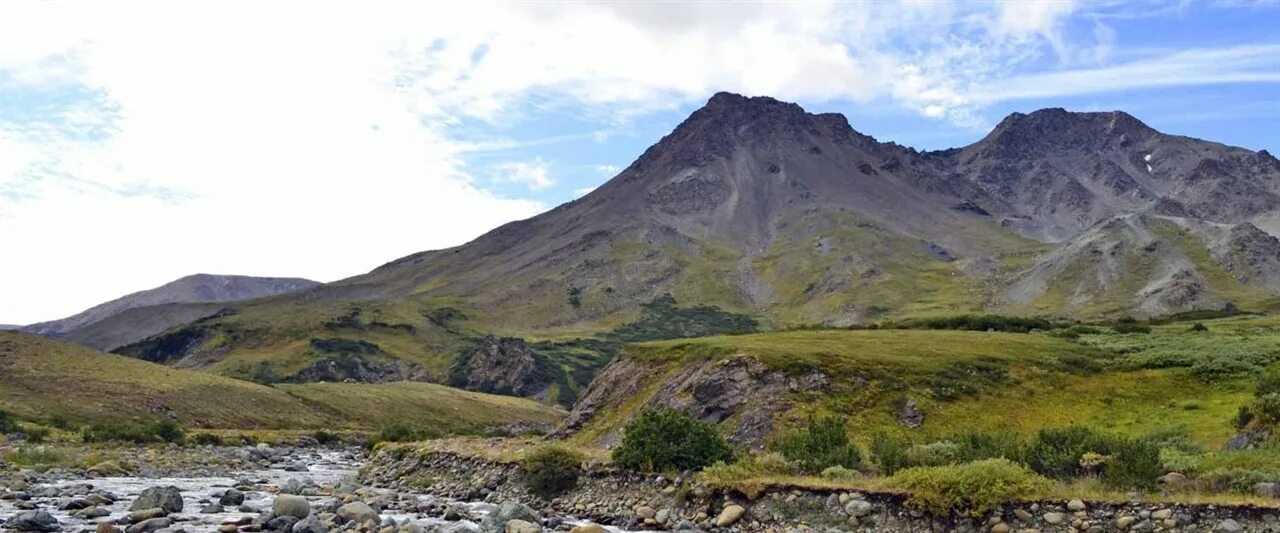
[612,409,733,472]
[950,431,1026,463]
[1104,437,1163,490]
[898,315,1058,334]
[1112,323,1152,334]
[701,452,796,482]
[883,459,1051,516]
[0,410,15,433]
[81,420,185,444]
[906,441,962,467]
[870,432,910,475]
[606,295,758,343]
[22,427,49,444]
[1026,427,1098,479]
[1189,322,1208,332]
[1024,427,1161,489]
[521,445,584,498]
[769,416,862,474]
[313,430,341,445]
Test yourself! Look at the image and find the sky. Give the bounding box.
[1,1,1279,325]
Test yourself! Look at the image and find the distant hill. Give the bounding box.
[23,274,320,350]
[0,331,563,431]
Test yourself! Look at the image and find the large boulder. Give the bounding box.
[272,494,311,519]
[5,510,60,532]
[129,486,183,514]
[124,518,172,533]
[335,502,378,525]
[480,502,541,533]
[568,525,605,533]
[503,520,540,533]
[219,489,245,506]
[715,505,745,528]
[291,514,328,533]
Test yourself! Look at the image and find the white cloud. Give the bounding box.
[968,44,1280,103]
[495,158,554,190]
[0,0,1275,323]
[595,165,621,176]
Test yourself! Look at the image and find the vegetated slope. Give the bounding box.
[22,274,320,350]
[555,323,1262,450]
[100,93,1280,395]
[111,292,756,407]
[0,331,563,432]
[324,93,1278,327]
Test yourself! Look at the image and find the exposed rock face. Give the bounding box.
[898,399,924,429]
[453,336,546,397]
[553,355,828,447]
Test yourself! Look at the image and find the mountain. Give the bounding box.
[325,93,1280,324]
[103,93,1280,397]
[22,274,320,350]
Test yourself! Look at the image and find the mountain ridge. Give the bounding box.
[66,92,1280,397]
[23,273,320,350]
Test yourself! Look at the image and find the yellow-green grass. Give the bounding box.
[278,381,564,432]
[582,329,1250,449]
[0,331,329,428]
[0,332,563,432]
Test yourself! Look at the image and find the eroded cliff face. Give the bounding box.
[453,336,548,398]
[552,354,828,448]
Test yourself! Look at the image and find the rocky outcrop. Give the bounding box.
[453,336,547,397]
[361,448,1274,533]
[552,355,828,448]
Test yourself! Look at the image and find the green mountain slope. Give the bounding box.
[0,331,562,431]
[557,319,1270,450]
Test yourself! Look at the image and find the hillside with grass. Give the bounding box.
[559,315,1276,451]
[0,331,563,433]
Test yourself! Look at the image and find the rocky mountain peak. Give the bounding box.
[976,108,1158,159]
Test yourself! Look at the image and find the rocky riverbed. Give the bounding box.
[5,441,1278,533]
[0,444,637,533]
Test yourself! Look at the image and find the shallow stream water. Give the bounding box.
[0,449,638,533]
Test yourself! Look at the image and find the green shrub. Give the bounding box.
[700,452,796,486]
[900,315,1057,334]
[882,459,1051,516]
[1026,427,1099,479]
[47,415,75,430]
[191,433,223,446]
[1103,437,1162,490]
[81,420,185,444]
[1202,467,1280,493]
[612,409,733,472]
[1024,427,1161,489]
[820,465,860,481]
[0,410,16,433]
[521,445,584,498]
[21,427,49,444]
[870,432,910,475]
[606,295,759,343]
[906,441,962,467]
[1,446,68,469]
[951,431,1026,463]
[1189,323,1208,332]
[1189,357,1259,382]
[313,430,341,445]
[1112,323,1151,334]
[769,416,862,474]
